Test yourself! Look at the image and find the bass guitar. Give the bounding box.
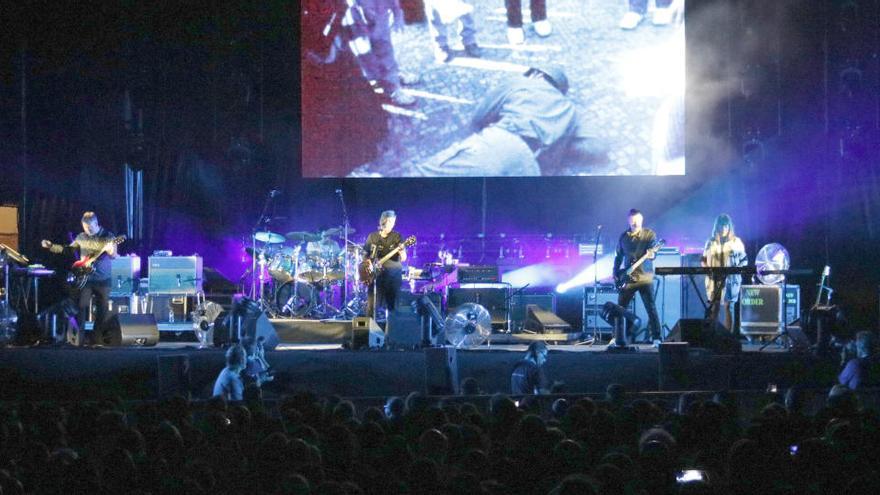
[359,235,416,286]
[614,239,665,290]
[67,236,126,289]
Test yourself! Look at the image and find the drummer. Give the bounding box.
[306,227,342,262]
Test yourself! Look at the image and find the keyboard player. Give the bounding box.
[701,214,748,331]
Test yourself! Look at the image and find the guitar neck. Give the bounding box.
[627,243,664,274]
[377,245,403,265]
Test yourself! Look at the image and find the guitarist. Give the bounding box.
[363,210,407,320]
[612,209,661,343]
[41,211,118,346]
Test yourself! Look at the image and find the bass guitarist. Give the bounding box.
[612,208,662,343]
[363,210,407,321]
[41,211,118,346]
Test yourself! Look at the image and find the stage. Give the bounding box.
[0,340,841,401]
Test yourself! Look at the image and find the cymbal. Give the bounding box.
[254,231,285,244]
[286,231,321,242]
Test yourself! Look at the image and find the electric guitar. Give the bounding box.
[359,235,416,286]
[67,236,126,289]
[614,239,665,290]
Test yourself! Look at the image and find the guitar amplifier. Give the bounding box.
[457,265,500,284]
[148,256,203,294]
[110,255,141,297]
[582,286,623,331]
[447,286,508,331]
[740,285,783,334]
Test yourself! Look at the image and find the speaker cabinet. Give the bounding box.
[147,255,203,294]
[667,318,741,354]
[351,317,385,350]
[633,248,681,336]
[425,347,459,395]
[448,286,508,330]
[104,314,159,346]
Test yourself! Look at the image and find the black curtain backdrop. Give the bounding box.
[1,0,878,328]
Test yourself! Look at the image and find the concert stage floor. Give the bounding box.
[0,341,839,402]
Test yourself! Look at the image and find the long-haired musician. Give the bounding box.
[702,213,747,331]
[363,210,407,321]
[41,211,118,346]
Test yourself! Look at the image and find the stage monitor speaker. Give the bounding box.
[511,294,555,331]
[425,347,459,395]
[524,305,571,333]
[667,319,741,354]
[351,317,385,350]
[104,314,159,347]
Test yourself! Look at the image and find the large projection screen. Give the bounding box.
[301,0,684,178]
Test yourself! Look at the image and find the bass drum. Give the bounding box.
[274,281,317,317]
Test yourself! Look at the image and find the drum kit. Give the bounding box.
[246,227,368,318]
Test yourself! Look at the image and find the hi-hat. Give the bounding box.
[254,231,285,244]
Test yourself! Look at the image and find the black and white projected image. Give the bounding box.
[301,0,685,178]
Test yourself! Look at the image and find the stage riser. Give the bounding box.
[0,347,840,401]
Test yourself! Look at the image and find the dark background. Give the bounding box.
[1,0,878,328]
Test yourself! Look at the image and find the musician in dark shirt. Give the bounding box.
[612,209,662,342]
[41,211,117,346]
[363,210,407,320]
